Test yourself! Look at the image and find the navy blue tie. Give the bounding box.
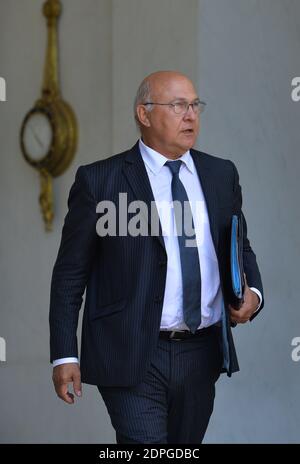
[165,160,202,333]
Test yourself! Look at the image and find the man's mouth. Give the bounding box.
[182,129,194,134]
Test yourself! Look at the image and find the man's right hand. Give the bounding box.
[52,363,82,404]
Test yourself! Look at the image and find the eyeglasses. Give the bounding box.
[143,99,206,115]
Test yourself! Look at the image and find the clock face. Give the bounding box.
[22,111,53,162]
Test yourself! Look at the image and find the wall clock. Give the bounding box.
[20,0,78,231]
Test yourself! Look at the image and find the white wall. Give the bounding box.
[197,0,300,443]
[0,0,113,443]
[111,0,199,152]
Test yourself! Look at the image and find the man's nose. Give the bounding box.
[183,104,197,119]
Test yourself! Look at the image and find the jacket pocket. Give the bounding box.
[90,298,127,321]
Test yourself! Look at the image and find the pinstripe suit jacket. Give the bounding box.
[49,141,264,386]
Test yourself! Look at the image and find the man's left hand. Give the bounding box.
[229,274,259,324]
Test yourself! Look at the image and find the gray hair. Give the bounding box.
[133,79,153,129]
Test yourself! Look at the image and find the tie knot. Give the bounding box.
[165,160,182,176]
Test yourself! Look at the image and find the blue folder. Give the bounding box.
[230,215,245,308]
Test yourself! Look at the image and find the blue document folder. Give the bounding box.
[230,214,245,308]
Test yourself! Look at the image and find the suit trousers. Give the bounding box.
[97,325,223,444]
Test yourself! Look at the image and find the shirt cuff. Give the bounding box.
[249,287,262,313]
[52,357,79,367]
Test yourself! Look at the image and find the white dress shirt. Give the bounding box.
[139,138,224,330]
[53,139,262,367]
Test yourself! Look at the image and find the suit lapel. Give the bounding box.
[191,149,219,252]
[122,142,166,251]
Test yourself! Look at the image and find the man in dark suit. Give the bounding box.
[50,71,264,444]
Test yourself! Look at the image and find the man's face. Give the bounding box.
[142,75,200,157]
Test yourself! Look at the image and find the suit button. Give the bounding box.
[154,295,163,303]
[159,260,167,267]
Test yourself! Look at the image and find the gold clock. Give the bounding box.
[20,0,78,231]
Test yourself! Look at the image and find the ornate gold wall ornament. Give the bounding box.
[20,0,78,231]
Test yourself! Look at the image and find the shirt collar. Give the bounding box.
[139,138,195,175]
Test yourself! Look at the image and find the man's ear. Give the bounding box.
[136,105,151,128]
